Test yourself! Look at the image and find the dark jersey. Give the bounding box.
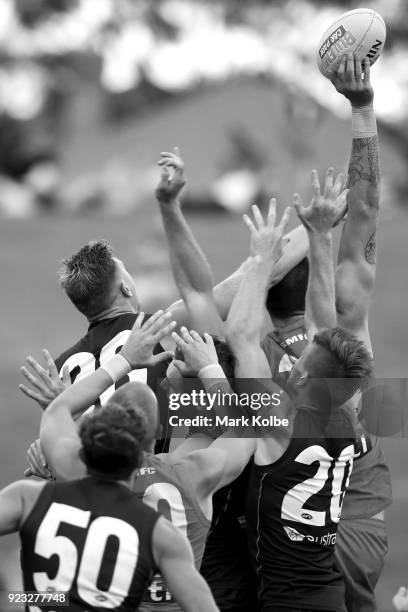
[247,406,356,612]
[54,313,171,452]
[131,454,210,612]
[200,464,259,611]
[20,477,159,612]
[262,325,392,520]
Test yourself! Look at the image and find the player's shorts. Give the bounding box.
[334,515,388,612]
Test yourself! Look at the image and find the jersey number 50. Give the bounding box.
[33,503,139,608]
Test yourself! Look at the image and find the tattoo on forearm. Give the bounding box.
[348,136,380,189]
[365,232,376,264]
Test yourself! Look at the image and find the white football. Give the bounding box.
[317,8,386,78]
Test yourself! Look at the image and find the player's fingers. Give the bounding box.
[242,214,256,235]
[173,145,181,157]
[396,586,408,597]
[363,56,371,85]
[354,53,363,83]
[336,189,349,220]
[24,467,33,478]
[189,329,203,342]
[19,383,44,404]
[292,193,304,219]
[267,198,277,226]
[20,366,46,393]
[42,349,58,379]
[311,169,321,199]
[171,331,187,350]
[153,320,177,342]
[26,356,51,384]
[251,204,264,230]
[203,333,215,347]
[345,52,354,80]
[34,440,47,468]
[144,310,167,333]
[150,351,175,367]
[336,54,347,77]
[133,312,145,330]
[278,206,291,235]
[323,167,335,199]
[27,447,46,477]
[333,171,346,196]
[180,326,194,343]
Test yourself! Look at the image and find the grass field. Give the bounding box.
[0,205,407,611]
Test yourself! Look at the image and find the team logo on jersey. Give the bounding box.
[135,466,157,476]
[301,512,313,521]
[283,525,305,542]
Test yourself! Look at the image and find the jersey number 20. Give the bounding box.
[281,444,354,527]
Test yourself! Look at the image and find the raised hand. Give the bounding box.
[171,327,219,375]
[120,310,176,368]
[155,146,187,204]
[329,53,374,108]
[19,349,71,410]
[243,198,291,265]
[294,168,349,234]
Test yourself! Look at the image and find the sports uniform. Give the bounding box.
[54,313,171,452]
[200,463,259,612]
[247,405,356,612]
[263,325,392,612]
[132,454,210,612]
[21,476,160,611]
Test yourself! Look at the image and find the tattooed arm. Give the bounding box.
[330,53,379,349]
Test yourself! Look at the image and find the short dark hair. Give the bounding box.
[59,240,117,316]
[266,257,309,320]
[312,327,373,388]
[79,402,147,478]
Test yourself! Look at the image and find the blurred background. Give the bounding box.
[0,0,407,610]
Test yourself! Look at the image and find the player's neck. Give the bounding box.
[87,303,137,323]
[272,313,305,332]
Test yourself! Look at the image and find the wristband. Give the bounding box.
[198,364,226,380]
[101,354,131,383]
[352,105,377,138]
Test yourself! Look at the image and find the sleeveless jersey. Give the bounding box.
[247,406,356,612]
[20,477,159,612]
[54,313,171,452]
[262,325,392,519]
[131,454,210,612]
[200,463,259,611]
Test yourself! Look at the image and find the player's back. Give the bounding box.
[200,463,259,612]
[132,453,210,612]
[54,313,171,451]
[20,476,160,612]
[247,405,356,612]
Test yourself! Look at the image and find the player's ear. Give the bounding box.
[120,281,133,298]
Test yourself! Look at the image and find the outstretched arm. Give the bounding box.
[294,168,349,338]
[153,518,219,612]
[226,199,291,377]
[165,223,309,337]
[156,148,224,338]
[330,53,379,348]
